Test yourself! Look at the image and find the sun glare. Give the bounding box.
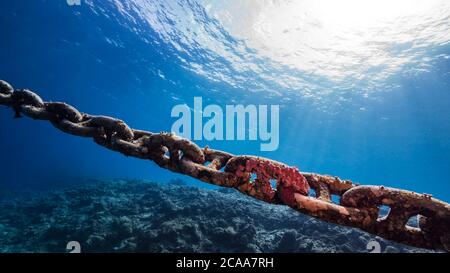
[311,0,427,27]
[203,0,450,83]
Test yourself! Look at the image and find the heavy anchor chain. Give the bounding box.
[1,80,449,251]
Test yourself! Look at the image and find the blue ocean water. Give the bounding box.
[0,0,449,203]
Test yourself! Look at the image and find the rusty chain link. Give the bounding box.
[1,80,449,251]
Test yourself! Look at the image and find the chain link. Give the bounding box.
[1,80,449,251]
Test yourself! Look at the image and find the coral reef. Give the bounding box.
[0,179,436,253]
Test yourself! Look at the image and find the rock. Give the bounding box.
[0,179,438,253]
[86,235,106,249]
[384,246,400,253]
[111,216,133,239]
[276,230,298,252]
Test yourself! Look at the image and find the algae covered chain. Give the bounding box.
[0,80,449,252]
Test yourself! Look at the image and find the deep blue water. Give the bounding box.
[0,0,449,203]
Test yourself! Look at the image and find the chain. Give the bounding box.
[1,80,449,251]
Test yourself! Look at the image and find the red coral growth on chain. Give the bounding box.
[233,158,309,207]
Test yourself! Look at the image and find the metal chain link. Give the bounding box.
[1,80,449,251]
